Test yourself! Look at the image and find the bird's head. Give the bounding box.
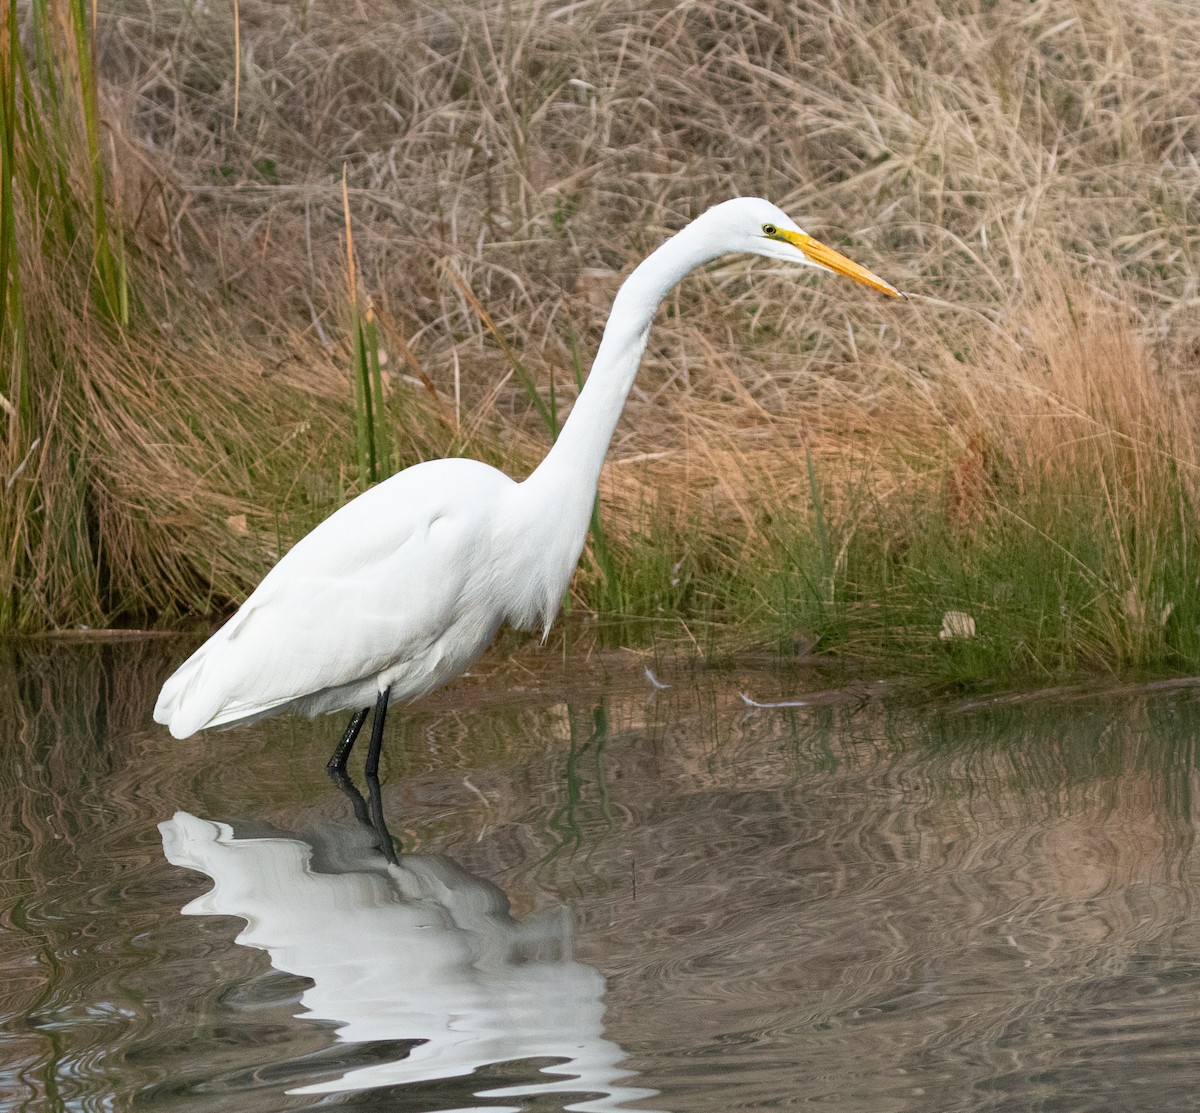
[698,197,905,299]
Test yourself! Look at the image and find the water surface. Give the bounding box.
[2,640,1199,1111]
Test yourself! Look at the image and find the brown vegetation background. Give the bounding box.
[4,0,1199,660]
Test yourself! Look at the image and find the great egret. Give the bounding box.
[155,197,902,773]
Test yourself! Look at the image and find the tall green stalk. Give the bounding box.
[342,174,390,486]
[0,0,136,628]
[67,0,127,324]
[0,4,24,407]
[349,302,390,485]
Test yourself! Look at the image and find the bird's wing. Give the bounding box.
[156,459,513,737]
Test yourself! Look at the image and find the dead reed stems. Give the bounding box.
[3,0,1198,676]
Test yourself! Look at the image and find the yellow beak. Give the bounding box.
[779,230,905,299]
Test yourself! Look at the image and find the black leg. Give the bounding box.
[326,706,369,774]
[363,687,390,780]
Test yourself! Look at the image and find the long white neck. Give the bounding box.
[523,216,722,501]
[498,209,742,636]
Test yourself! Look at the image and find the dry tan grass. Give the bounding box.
[5,0,1199,650]
[98,0,1199,438]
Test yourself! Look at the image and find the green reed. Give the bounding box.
[342,174,390,486]
[1,0,132,627]
[349,301,390,485]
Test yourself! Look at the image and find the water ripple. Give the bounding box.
[3,644,1200,1110]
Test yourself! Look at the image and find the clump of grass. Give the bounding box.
[1,0,133,628]
[4,0,1200,683]
[715,281,1200,678]
[0,1,468,630]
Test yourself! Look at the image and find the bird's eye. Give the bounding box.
[762,223,778,237]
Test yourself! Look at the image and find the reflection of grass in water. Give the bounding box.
[5,643,1200,1106]
[714,679,1200,854]
[5,641,1199,836]
[543,704,614,864]
[0,639,162,1110]
[864,689,1200,853]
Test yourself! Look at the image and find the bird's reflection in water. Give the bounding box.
[158,779,662,1111]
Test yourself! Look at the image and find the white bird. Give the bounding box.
[154,197,902,773]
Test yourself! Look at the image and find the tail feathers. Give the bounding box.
[155,637,246,738]
[155,640,295,738]
[154,652,216,739]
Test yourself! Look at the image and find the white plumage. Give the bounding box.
[156,459,551,738]
[155,198,901,764]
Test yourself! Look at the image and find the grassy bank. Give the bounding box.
[3,0,1199,679]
